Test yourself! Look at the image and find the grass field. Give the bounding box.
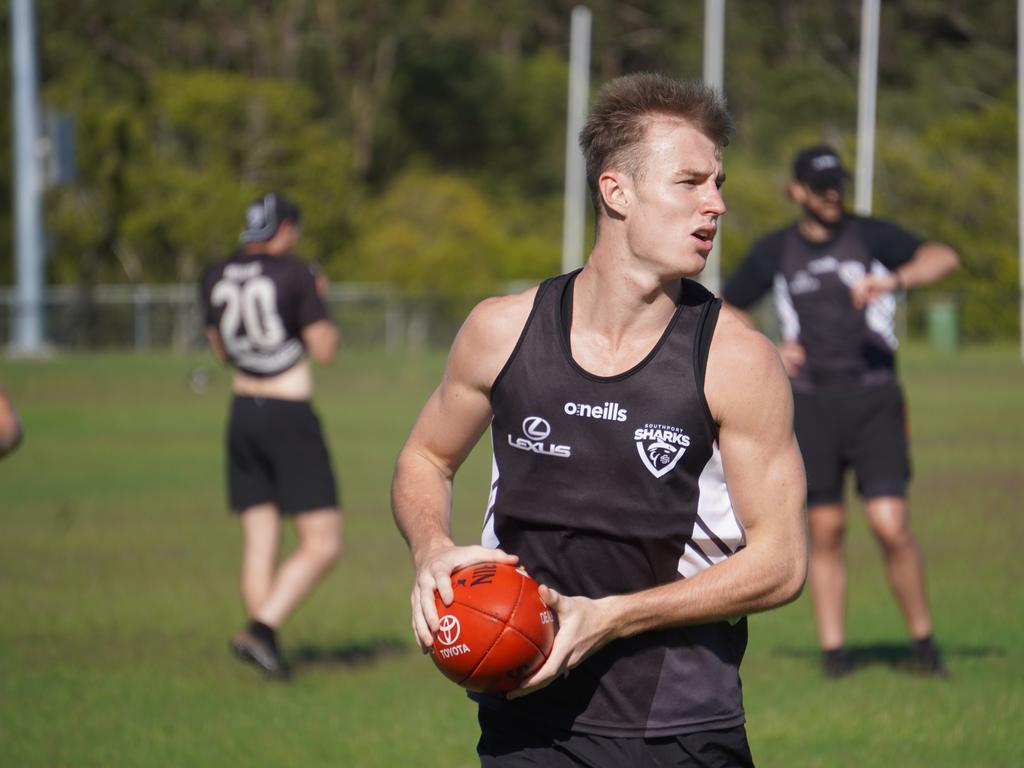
[1,345,1022,767]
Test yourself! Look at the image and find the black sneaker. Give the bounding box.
[231,629,291,679]
[907,639,949,678]
[822,648,852,679]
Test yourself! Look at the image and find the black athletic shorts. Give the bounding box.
[477,707,754,768]
[226,395,339,514]
[793,382,911,507]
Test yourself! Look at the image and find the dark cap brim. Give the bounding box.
[802,167,850,189]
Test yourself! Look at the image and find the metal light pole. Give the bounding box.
[561,5,592,274]
[10,0,46,353]
[702,0,725,294]
[855,0,880,216]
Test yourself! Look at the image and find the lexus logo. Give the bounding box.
[522,416,551,440]
[438,614,461,646]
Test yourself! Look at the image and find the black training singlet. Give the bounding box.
[474,271,748,738]
[772,219,899,392]
[723,215,921,394]
[200,252,327,377]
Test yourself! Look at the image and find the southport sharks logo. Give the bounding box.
[634,423,691,478]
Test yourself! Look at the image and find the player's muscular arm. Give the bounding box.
[302,320,340,365]
[513,309,808,697]
[617,311,806,623]
[720,302,754,329]
[392,292,534,649]
[722,301,804,377]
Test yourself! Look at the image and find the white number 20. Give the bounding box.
[211,277,286,353]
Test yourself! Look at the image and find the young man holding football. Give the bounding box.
[393,73,807,766]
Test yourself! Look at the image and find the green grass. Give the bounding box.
[1,345,1022,767]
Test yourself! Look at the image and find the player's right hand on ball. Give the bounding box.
[410,544,518,652]
[507,585,618,700]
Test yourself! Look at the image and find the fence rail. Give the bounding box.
[0,282,433,351]
[2,282,1008,353]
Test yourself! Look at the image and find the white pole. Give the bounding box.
[10,0,46,353]
[702,0,725,294]
[855,0,880,216]
[1018,0,1024,362]
[561,6,591,274]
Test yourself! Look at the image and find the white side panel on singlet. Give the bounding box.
[866,260,899,350]
[481,438,500,548]
[677,442,745,579]
[773,273,801,341]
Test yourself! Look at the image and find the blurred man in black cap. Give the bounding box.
[723,145,959,678]
[200,193,342,679]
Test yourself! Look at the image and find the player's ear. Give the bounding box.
[598,170,630,219]
[787,180,806,204]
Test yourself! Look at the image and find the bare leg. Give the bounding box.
[253,508,343,628]
[239,504,282,617]
[808,502,847,650]
[865,496,933,640]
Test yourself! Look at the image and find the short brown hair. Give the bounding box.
[580,73,733,213]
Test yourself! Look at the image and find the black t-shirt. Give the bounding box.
[199,252,328,377]
[722,215,922,392]
[475,271,748,738]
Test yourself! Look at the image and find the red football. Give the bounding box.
[430,562,556,693]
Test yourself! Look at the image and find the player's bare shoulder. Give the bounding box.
[448,285,539,394]
[705,303,791,423]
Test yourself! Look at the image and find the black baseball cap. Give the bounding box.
[239,193,302,244]
[792,145,850,190]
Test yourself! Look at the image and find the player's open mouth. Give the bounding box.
[692,226,716,248]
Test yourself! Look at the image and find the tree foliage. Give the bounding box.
[0,0,1018,339]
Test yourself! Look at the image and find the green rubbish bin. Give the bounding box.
[926,298,959,352]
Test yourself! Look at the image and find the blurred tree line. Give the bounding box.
[0,0,1017,340]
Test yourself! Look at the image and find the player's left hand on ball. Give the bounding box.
[411,544,518,652]
[506,585,615,699]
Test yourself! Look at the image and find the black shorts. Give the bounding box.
[793,383,910,507]
[477,707,754,768]
[226,395,339,514]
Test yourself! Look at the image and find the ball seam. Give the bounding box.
[458,570,527,687]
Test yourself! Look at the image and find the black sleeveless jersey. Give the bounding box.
[199,252,327,378]
[474,271,748,738]
[723,215,921,393]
